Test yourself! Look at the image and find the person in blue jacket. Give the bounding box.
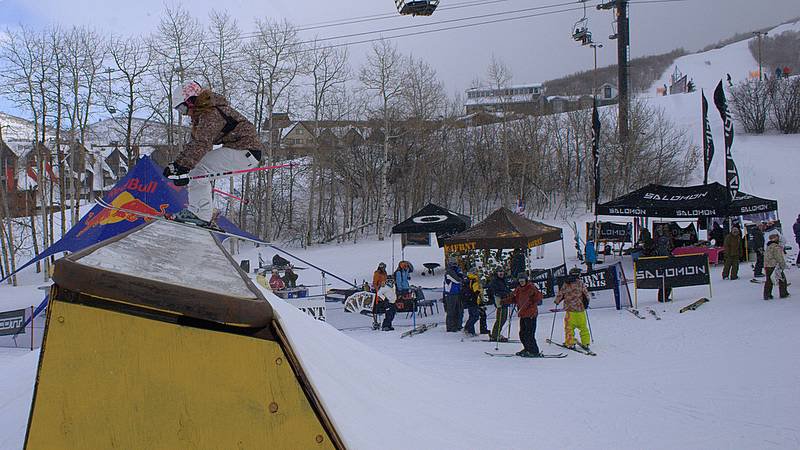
[394,261,411,295]
[584,239,598,272]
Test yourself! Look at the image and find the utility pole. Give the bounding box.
[598,0,629,146]
[590,43,604,101]
[753,31,767,80]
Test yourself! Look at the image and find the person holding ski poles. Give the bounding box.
[488,268,512,342]
[554,267,592,352]
[501,273,543,357]
[164,81,263,228]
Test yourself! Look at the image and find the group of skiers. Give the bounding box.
[372,261,414,331]
[442,256,592,358]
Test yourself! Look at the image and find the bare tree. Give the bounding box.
[485,55,514,207]
[769,77,800,134]
[109,36,154,161]
[241,18,302,239]
[730,79,769,134]
[359,39,405,241]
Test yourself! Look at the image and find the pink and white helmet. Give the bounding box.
[172,81,203,105]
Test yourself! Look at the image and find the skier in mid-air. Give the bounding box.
[164,81,263,228]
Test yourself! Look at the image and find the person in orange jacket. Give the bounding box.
[502,273,544,357]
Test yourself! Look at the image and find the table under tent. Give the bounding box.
[595,182,779,261]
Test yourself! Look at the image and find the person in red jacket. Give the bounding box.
[502,273,544,357]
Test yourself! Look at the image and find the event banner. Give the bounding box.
[556,266,616,293]
[0,309,26,336]
[587,222,633,243]
[635,254,710,289]
[284,298,326,322]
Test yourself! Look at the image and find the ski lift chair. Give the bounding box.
[395,0,439,16]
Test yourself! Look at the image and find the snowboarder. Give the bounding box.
[751,223,766,278]
[554,267,592,352]
[764,234,789,300]
[444,257,464,332]
[793,215,800,266]
[500,274,543,357]
[373,262,388,291]
[488,268,512,342]
[723,226,742,280]
[378,278,398,331]
[164,81,264,228]
[463,268,482,337]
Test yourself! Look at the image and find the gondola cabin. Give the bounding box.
[395,0,439,16]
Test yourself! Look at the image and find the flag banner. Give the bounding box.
[713,81,739,199]
[701,90,715,184]
[592,102,601,206]
[634,254,710,290]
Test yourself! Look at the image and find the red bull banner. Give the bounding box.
[2,156,187,282]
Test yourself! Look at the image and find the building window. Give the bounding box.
[604,86,612,99]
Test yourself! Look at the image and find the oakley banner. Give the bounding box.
[635,254,710,289]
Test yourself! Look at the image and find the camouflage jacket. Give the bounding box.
[554,280,590,312]
[176,90,263,169]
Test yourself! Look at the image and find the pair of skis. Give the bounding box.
[96,199,269,246]
[400,322,438,338]
[626,308,661,320]
[545,339,597,356]
[484,351,566,358]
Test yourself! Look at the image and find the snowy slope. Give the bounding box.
[648,19,800,95]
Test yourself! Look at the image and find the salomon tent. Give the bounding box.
[596,182,777,218]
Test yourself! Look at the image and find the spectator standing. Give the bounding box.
[723,226,742,280]
[656,226,674,302]
[462,269,482,337]
[444,258,464,332]
[793,215,800,266]
[751,223,766,278]
[394,261,411,295]
[764,234,790,300]
[488,268,512,342]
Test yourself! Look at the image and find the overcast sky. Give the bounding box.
[2,0,799,104]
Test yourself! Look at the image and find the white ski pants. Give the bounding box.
[187,147,257,221]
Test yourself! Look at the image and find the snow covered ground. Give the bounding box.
[1,22,800,450]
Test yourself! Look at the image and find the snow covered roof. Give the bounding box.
[465,94,541,106]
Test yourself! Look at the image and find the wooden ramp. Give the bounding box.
[25,220,344,449]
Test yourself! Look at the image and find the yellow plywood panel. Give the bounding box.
[27,299,335,450]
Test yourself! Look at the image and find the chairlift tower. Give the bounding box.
[598,0,629,147]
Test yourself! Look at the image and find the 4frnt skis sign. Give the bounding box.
[633,254,711,305]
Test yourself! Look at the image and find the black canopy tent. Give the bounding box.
[391,203,472,244]
[596,182,778,218]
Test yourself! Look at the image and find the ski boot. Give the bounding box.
[579,344,592,352]
[170,209,222,231]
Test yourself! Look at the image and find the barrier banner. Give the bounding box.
[0,309,26,336]
[586,222,633,243]
[635,254,710,289]
[285,298,327,322]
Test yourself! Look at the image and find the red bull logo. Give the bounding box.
[77,192,169,237]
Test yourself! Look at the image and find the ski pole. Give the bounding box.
[169,162,297,182]
[549,303,559,341]
[505,305,515,348]
[585,307,594,343]
[212,188,249,204]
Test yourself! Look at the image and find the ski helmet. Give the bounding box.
[518,273,528,282]
[385,278,395,286]
[569,267,582,277]
[172,81,202,108]
[378,262,386,269]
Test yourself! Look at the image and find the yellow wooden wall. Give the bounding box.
[26,299,335,450]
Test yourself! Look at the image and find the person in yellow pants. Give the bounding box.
[555,267,592,351]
